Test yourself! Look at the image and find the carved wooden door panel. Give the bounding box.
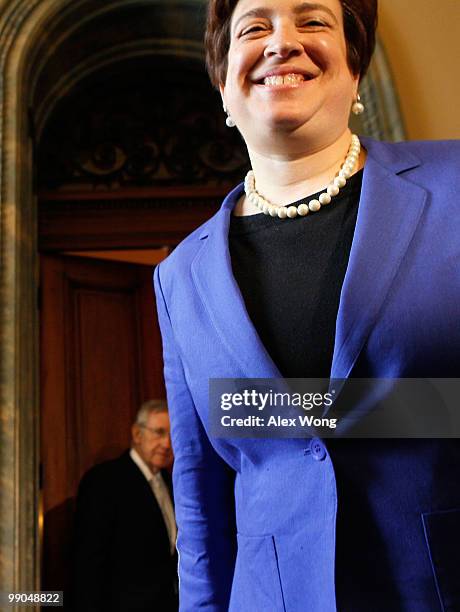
[39,254,164,597]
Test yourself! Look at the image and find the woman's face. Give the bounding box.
[220,0,359,147]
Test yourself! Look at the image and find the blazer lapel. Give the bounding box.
[331,138,428,379]
[192,140,428,383]
[191,185,281,378]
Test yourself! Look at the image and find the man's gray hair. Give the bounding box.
[135,398,168,426]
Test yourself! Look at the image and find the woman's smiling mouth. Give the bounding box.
[252,66,318,89]
[265,73,310,86]
[254,72,317,90]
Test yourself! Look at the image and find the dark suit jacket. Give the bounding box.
[71,450,178,612]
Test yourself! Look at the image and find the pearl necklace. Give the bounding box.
[244,134,361,219]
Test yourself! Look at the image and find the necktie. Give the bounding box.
[150,472,177,555]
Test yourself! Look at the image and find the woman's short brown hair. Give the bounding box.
[205,0,378,89]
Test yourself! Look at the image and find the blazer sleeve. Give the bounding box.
[154,265,237,612]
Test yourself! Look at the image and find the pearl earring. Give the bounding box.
[223,104,236,128]
[352,94,365,115]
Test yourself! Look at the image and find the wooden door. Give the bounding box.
[40,254,165,597]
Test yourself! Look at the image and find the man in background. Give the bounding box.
[72,399,178,611]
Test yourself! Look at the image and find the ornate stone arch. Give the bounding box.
[0,0,404,596]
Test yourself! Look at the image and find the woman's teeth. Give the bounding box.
[263,73,305,86]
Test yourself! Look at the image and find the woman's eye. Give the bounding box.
[303,19,326,27]
[241,24,267,36]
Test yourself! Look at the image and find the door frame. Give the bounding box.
[0,0,216,596]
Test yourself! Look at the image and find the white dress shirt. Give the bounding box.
[130,448,177,554]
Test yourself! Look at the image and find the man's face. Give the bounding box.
[132,411,173,472]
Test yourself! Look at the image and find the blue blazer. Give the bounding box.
[154,138,460,612]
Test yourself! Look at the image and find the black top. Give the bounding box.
[229,170,363,377]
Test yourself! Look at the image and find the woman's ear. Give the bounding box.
[353,73,361,98]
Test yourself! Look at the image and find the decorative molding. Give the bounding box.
[37,61,249,191]
[38,196,221,251]
[0,0,44,597]
[40,196,223,212]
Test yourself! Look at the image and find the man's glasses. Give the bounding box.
[140,424,171,440]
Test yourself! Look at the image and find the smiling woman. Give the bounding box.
[153,0,460,610]
[210,0,373,210]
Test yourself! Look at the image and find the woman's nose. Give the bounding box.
[264,25,304,59]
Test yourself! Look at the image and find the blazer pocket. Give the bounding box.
[231,533,286,612]
[422,508,460,612]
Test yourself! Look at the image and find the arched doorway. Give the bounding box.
[0,0,248,597]
[36,46,249,601]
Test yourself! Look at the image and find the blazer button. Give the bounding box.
[310,438,327,461]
